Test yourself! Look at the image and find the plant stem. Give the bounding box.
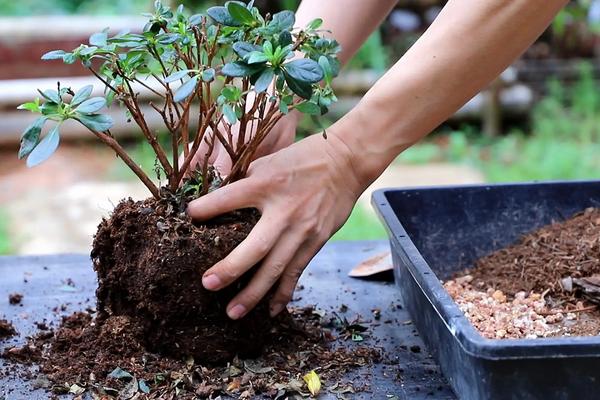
[82,124,160,198]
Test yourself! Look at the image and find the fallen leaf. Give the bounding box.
[138,379,151,394]
[348,252,392,278]
[303,370,321,397]
[108,367,134,380]
[69,383,86,395]
[244,360,274,374]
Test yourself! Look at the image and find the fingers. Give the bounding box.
[269,239,326,317]
[202,212,285,292]
[187,178,257,221]
[213,150,233,177]
[225,230,305,319]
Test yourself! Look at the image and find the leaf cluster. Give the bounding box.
[18,1,340,198]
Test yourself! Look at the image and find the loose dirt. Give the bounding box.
[2,306,382,398]
[0,319,16,339]
[446,208,600,338]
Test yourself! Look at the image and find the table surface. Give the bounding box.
[0,240,455,399]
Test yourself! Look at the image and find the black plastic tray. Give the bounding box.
[372,180,600,400]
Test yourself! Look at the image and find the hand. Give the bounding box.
[187,131,365,319]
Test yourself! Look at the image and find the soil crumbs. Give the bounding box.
[444,207,600,339]
[0,319,16,339]
[1,306,383,399]
[9,293,23,305]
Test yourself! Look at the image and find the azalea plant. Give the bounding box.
[17,1,340,200]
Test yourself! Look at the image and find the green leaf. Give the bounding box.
[284,59,323,84]
[279,101,288,114]
[89,31,108,47]
[318,55,333,84]
[38,89,61,104]
[17,98,41,113]
[222,103,238,124]
[254,68,274,93]
[75,97,106,114]
[226,1,255,25]
[71,85,94,107]
[278,31,293,47]
[295,101,320,115]
[284,72,313,99]
[222,62,263,77]
[233,42,262,58]
[18,117,46,159]
[189,13,203,26]
[207,6,240,26]
[63,53,77,64]
[41,50,67,60]
[26,124,60,167]
[173,76,198,102]
[79,46,98,56]
[77,113,114,132]
[307,18,323,30]
[221,85,242,102]
[201,68,215,82]
[164,69,194,83]
[269,10,295,31]
[108,367,134,380]
[40,102,60,116]
[246,51,268,64]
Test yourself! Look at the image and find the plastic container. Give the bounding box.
[372,181,600,400]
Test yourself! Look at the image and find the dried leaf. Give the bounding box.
[303,370,321,397]
[244,360,274,374]
[108,367,134,380]
[348,252,392,278]
[69,383,86,395]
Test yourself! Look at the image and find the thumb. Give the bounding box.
[187,178,258,221]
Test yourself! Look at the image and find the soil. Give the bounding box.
[469,208,600,299]
[0,319,16,339]
[2,306,382,398]
[91,196,274,364]
[447,207,600,338]
[9,293,23,305]
[1,194,385,397]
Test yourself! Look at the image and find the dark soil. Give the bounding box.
[0,319,16,339]
[2,307,381,398]
[1,195,386,397]
[469,208,600,300]
[92,197,274,364]
[8,293,23,305]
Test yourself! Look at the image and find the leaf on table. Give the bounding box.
[348,252,392,278]
[303,370,321,397]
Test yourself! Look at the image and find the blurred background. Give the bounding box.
[1,0,599,254]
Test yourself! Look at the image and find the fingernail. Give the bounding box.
[228,304,246,320]
[202,274,221,290]
[270,303,285,317]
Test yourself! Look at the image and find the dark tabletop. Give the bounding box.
[0,240,455,399]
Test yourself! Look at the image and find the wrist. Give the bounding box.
[330,98,412,190]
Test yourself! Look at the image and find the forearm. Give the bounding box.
[295,0,398,66]
[333,0,567,186]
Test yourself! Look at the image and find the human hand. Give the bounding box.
[187,131,366,319]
